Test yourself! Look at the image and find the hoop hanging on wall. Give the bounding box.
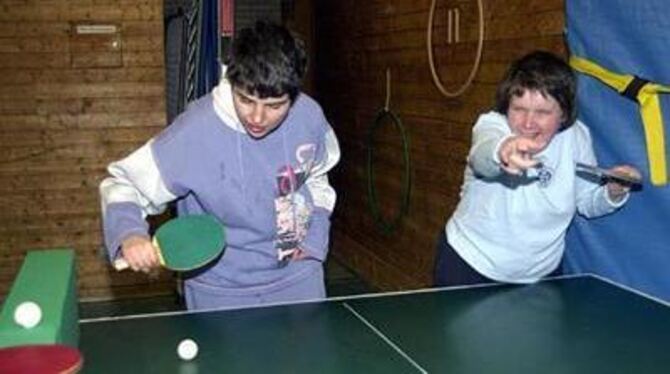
[366,108,411,234]
[426,0,485,98]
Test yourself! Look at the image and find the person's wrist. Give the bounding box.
[607,186,627,203]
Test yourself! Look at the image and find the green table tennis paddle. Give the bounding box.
[113,214,226,272]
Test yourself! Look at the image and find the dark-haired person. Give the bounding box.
[434,50,640,286]
[100,21,340,310]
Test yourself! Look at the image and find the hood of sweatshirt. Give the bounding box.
[212,65,245,133]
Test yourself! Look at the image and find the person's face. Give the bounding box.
[507,89,564,151]
[232,87,291,139]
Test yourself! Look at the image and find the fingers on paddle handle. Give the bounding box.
[113,257,130,271]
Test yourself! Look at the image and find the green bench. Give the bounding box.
[0,249,78,348]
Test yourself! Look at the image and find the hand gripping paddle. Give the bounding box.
[114,214,226,272]
[0,344,83,374]
[575,162,642,186]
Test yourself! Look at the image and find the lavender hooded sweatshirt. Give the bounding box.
[100,77,340,309]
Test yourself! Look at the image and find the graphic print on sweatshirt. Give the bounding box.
[527,157,554,188]
[274,143,316,263]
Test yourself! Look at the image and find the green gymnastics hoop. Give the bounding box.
[366,108,411,234]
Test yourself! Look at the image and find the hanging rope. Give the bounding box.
[185,0,201,104]
[366,69,412,234]
[426,0,485,98]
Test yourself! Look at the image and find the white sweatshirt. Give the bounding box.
[446,111,627,283]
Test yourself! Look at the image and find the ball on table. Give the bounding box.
[14,301,42,329]
[177,338,198,361]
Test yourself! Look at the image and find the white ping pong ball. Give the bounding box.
[14,301,42,329]
[177,338,198,361]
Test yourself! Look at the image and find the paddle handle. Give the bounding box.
[113,258,130,271]
[112,236,161,271]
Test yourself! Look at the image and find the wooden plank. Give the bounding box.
[66,4,162,21]
[0,22,70,37]
[0,112,165,130]
[0,82,165,99]
[120,21,163,36]
[0,211,102,225]
[0,142,148,168]
[0,52,70,68]
[0,127,159,149]
[122,50,163,67]
[72,52,124,68]
[0,172,106,192]
[486,0,564,16]
[0,36,69,53]
[486,10,565,40]
[0,2,162,22]
[121,35,163,52]
[0,67,164,85]
[0,96,165,116]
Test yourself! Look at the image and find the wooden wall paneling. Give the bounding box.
[0,0,169,302]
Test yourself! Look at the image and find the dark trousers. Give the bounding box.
[433,229,563,287]
[433,229,496,287]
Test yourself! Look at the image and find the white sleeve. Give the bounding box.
[468,113,511,178]
[573,122,625,217]
[305,128,340,211]
[99,140,177,217]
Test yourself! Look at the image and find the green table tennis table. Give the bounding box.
[79,275,670,373]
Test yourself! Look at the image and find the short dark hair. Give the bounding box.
[494,50,577,129]
[225,20,307,102]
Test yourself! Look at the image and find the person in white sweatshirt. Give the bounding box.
[434,50,640,286]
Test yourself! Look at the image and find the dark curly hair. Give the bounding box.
[224,20,307,102]
[494,50,577,129]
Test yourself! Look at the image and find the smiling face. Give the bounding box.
[232,88,291,139]
[506,89,564,151]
